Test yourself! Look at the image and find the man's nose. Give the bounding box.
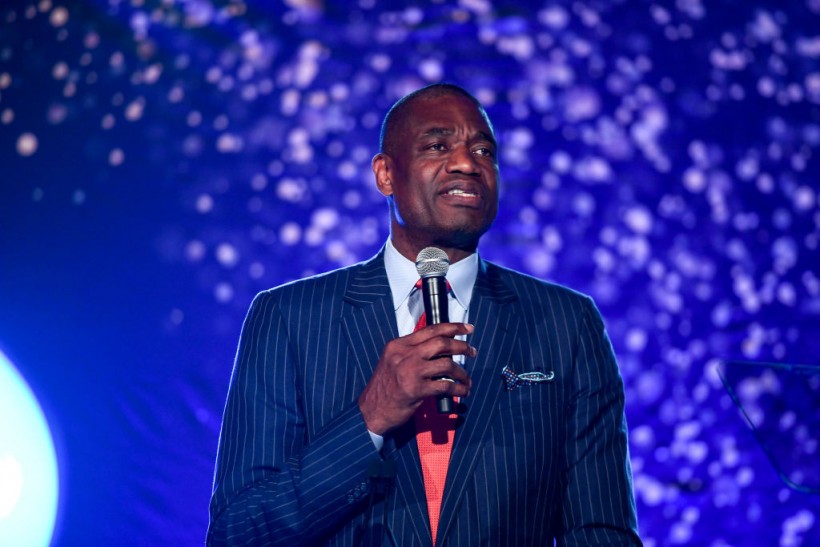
[445,145,479,175]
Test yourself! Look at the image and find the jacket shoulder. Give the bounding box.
[252,255,381,308]
[483,259,592,306]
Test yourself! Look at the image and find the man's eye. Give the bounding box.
[475,147,494,157]
[428,143,446,151]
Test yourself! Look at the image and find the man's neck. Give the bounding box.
[389,235,478,265]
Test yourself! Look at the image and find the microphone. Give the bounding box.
[415,247,455,414]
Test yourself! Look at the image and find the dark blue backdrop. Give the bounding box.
[1,0,818,544]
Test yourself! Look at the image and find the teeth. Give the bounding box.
[447,189,477,196]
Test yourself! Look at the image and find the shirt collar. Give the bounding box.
[383,239,478,312]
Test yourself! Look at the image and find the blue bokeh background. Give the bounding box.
[1,0,818,544]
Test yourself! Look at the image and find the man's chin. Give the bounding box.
[432,224,492,251]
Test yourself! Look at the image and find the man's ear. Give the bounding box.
[372,153,393,197]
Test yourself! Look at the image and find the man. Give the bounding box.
[208,84,641,545]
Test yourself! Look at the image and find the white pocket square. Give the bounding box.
[501,366,555,391]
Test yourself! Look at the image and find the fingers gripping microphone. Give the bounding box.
[415,247,455,414]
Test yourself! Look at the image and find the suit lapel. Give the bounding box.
[340,252,397,387]
[436,259,519,545]
[339,251,430,545]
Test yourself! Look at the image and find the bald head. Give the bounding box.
[379,84,494,157]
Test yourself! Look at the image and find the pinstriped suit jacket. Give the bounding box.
[208,249,640,546]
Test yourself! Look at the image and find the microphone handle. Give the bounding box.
[420,275,449,325]
[436,393,454,414]
[420,276,455,414]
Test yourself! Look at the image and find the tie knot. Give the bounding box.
[415,278,451,291]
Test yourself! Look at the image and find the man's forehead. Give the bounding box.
[382,90,497,153]
[416,124,496,144]
[406,98,494,135]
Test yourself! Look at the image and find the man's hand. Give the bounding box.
[358,323,476,435]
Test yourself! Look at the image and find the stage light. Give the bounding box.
[0,350,59,546]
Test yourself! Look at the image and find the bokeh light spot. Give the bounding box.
[16,133,39,156]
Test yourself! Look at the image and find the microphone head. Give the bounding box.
[415,247,450,278]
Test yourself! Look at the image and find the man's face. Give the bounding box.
[374,94,499,260]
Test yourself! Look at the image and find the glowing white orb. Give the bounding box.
[0,350,59,546]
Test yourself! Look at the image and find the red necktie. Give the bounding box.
[413,281,458,545]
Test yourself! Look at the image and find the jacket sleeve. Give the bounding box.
[558,296,642,546]
[207,292,380,546]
